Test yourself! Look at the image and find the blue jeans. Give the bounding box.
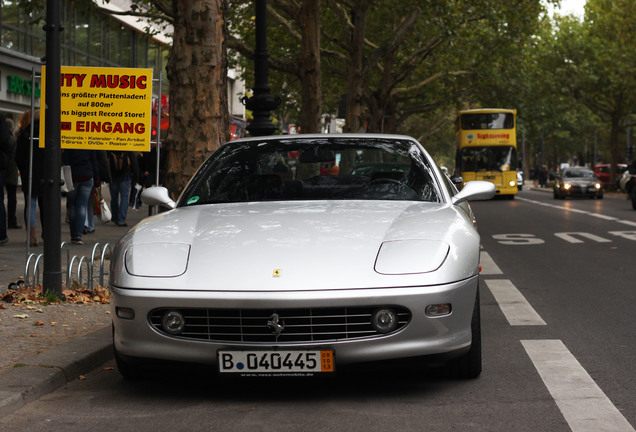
[0,170,7,241]
[109,176,131,225]
[67,178,93,239]
[85,188,95,232]
[24,196,37,227]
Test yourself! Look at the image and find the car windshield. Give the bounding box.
[564,169,594,178]
[178,137,441,206]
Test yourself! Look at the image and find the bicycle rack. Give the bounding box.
[23,241,112,290]
[90,243,111,290]
[24,253,44,287]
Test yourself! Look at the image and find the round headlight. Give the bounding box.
[509,180,516,187]
[162,310,186,335]
[564,183,572,190]
[371,308,398,334]
[595,183,601,189]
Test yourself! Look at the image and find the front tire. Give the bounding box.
[448,287,482,379]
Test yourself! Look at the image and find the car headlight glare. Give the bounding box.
[162,310,186,335]
[564,183,572,190]
[371,308,398,334]
[595,183,601,189]
[509,180,516,187]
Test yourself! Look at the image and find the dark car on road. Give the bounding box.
[553,167,603,199]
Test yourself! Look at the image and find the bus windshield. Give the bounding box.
[459,146,517,172]
[461,113,514,130]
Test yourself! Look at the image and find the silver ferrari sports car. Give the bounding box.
[109,134,495,379]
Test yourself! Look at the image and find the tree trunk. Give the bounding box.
[299,0,321,133]
[164,0,230,199]
[343,1,369,133]
[609,111,621,187]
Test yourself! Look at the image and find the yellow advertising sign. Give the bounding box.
[40,66,153,151]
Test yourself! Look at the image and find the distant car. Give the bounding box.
[516,171,524,191]
[109,134,496,380]
[594,164,627,188]
[553,167,603,199]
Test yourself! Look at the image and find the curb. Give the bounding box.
[0,326,112,418]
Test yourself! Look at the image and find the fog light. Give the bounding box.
[425,303,452,317]
[162,310,185,335]
[116,307,135,320]
[371,308,398,334]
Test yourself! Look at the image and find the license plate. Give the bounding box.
[218,349,335,376]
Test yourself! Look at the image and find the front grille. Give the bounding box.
[149,306,411,343]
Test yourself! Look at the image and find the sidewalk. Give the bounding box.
[0,192,151,417]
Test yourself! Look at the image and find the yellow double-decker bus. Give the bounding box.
[455,108,518,198]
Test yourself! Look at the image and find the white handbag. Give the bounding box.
[61,165,74,193]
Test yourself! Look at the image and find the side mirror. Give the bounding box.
[451,181,496,205]
[141,186,176,209]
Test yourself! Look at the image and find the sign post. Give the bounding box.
[38,65,153,298]
[42,0,63,297]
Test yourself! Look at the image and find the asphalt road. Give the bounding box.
[0,188,634,432]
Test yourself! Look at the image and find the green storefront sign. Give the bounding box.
[7,75,41,98]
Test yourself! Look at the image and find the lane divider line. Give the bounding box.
[484,279,546,326]
[522,340,635,432]
[479,251,503,275]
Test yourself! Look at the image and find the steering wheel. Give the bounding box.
[369,177,404,186]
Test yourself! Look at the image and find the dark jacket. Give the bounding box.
[62,149,99,183]
[15,123,45,197]
[97,150,111,184]
[108,151,139,183]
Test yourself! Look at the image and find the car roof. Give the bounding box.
[224,133,418,145]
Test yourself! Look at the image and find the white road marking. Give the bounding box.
[484,279,546,325]
[492,233,545,245]
[589,213,618,221]
[618,220,636,227]
[522,340,636,432]
[479,251,502,275]
[609,231,636,241]
[554,232,612,244]
[517,196,626,220]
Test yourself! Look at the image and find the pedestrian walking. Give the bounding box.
[4,117,21,229]
[85,150,111,234]
[15,110,45,246]
[107,150,139,227]
[0,113,11,245]
[62,149,99,245]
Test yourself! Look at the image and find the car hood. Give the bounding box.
[562,177,598,185]
[110,201,481,291]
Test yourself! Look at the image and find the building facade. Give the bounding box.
[0,0,245,128]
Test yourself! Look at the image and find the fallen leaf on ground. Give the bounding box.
[79,375,86,380]
[102,367,114,371]
[34,320,44,326]
[13,314,29,319]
